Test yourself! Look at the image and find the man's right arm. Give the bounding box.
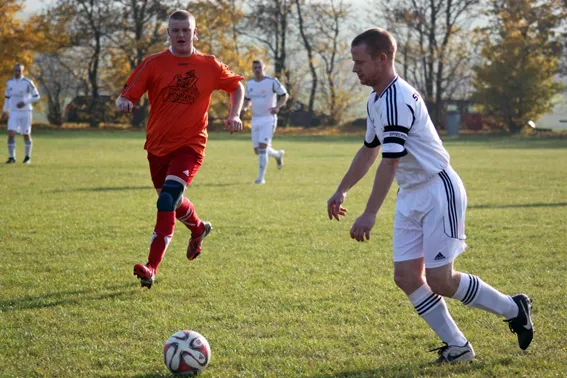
[116,59,150,113]
[337,145,381,193]
[327,145,380,221]
[2,84,9,119]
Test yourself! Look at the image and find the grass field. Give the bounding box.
[1,130,566,377]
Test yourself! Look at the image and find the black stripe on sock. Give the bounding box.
[462,275,479,305]
[417,295,442,316]
[415,293,440,314]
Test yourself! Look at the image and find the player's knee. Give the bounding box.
[393,270,421,291]
[156,180,184,212]
[426,275,454,297]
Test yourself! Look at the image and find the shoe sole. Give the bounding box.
[133,265,154,289]
[187,222,212,260]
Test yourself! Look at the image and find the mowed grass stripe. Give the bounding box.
[0,130,566,377]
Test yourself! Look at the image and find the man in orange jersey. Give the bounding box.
[116,9,245,289]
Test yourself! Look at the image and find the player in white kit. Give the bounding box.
[241,60,289,184]
[2,64,40,164]
[327,29,534,363]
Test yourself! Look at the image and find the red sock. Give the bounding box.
[147,211,176,271]
[175,197,204,235]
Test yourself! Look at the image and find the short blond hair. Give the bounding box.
[352,28,397,60]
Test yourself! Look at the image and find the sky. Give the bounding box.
[23,0,371,15]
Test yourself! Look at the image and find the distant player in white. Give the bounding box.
[327,29,534,363]
[2,64,40,164]
[241,60,289,184]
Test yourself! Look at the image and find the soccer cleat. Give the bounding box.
[187,221,212,261]
[133,263,155,289]
[22,156,30,164]
[5,157,15,164]
[254,179,265,184]
[275,150,285,169]
[430,342,476,364]
[504,294,534,350]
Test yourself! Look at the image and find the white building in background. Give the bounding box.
[537,76,567,130]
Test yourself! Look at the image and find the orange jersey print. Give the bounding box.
[120,49,244,157]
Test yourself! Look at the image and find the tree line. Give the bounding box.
[1,0,565,133]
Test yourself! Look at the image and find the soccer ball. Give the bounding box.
[163,330,211,375]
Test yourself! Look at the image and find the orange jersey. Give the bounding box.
[120,48,243,157]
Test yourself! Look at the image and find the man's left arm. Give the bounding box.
[272,93,289,113]
[271,78,288,114]
[350,96,414,242]
[225,82,244,133]
[23,81,40,105]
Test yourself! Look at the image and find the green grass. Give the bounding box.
[1,130,566,377]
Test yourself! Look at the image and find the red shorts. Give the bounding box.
[147,146,204,189]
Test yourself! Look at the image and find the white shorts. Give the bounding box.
[8,111,32,135]
[393,166,467,268]
[251,116,277,148]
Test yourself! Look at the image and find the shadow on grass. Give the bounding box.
[0,283,136,312]
[52,186,153,193]
[469,202,567,209]
[312,359,494,378]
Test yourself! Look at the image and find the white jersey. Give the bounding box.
[365,76,450,189]
[244,76,287,118]
[3,77,40,113]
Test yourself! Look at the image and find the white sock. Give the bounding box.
[257,148,268,181]
[453,273,518,319]
[8,141,16,159]
[24,140,32,158]
[409,284,468,346]
[267,147,281,158]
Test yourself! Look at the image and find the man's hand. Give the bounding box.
[16,102,25,109]
[327,190,348,221]
[225,115,243,134]
[350,211,376,242]
[269,106,281,115]
[1,112,7,121]
[116,96,136,113]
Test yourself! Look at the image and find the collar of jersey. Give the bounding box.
[377,75,399,100]
[168,46,196,58]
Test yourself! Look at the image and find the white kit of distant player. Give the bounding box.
[242,60,289,184]
[2,64,40,164]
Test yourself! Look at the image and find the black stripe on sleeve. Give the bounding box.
[407,104,415,128]
[364,135,381,148]
[383,137,406,145]
[386,88,392,125]
[244,97,251,101]
[384,125,409,134]
[382,150,407,159]
[5,96,9,99]
[393,85,398,125]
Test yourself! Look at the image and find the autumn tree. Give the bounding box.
[370,0,480,127]
[47,0,119,127]
[311,0,359,126]
[244,0,294,87]
[187,0,263,128]
[473,0,565,133]
[107,0,174,127]
[0,1,42,90]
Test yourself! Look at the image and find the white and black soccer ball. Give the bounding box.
[163,330,211,376]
